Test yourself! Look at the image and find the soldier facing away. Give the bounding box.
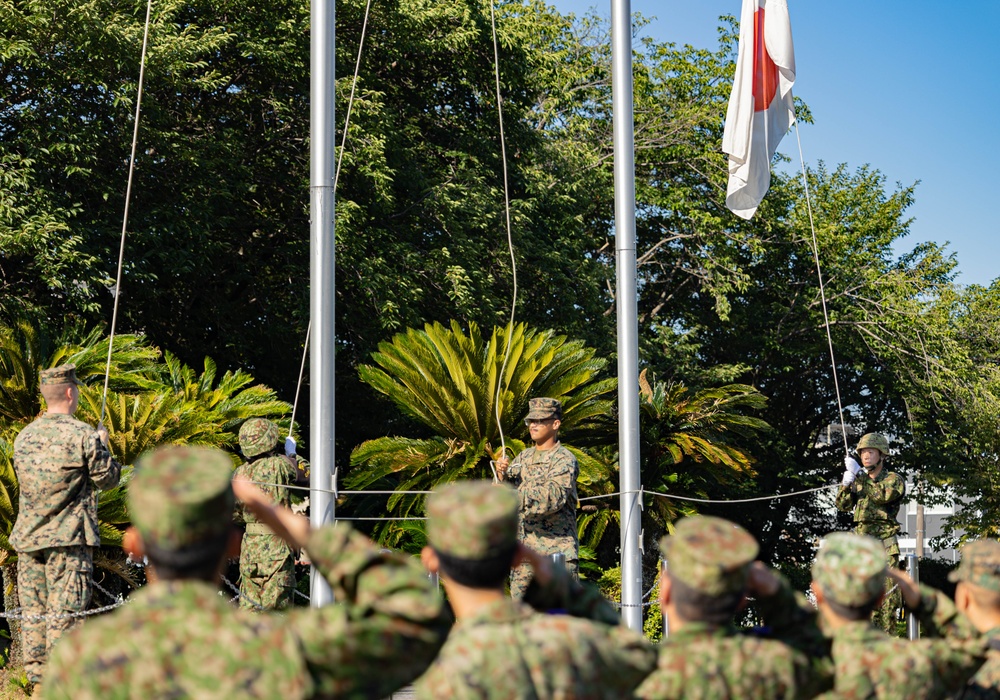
[811,531,990,699]
[11,364,122,687]
[635,515,833,700]
[42,445,450,699]
[233,418,296,610]
[495,397,579,598]
[949,539,1000,698]
[414,480,656,699]
[836,431,906,632]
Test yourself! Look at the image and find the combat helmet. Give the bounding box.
[239,418,280,458]
[857,432,890,456]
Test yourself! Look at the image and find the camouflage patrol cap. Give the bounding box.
[39,364,81,387]
[524,397,562,421]
[426,481,518,560]
[238,418,280,458]
[813,532,887,606]
[130,445,235,551]
[659,516,759,597]
[949,540,1000,593]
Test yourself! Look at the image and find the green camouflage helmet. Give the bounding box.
[239,418,280,458]
[857,432,890,455]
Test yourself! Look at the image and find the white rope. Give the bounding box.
[644,484,836,504]
[488,0,518,483]
[286,0,373,441]
[794,121,850,454]
[99,0,154,425]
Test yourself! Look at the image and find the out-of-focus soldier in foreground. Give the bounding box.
[11,364,122,688]
[414,480,656,699]
[811,531,989,699]
[950,539,1000,699]
[43,445,449,699]
[635,515,833,700]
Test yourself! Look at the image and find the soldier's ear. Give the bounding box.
[658,573,672,608]
[421,546,440,574]
[122,526,145,560]
[955,583,971,613]
[552,419,561,431]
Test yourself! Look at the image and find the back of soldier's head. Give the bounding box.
[660,516,759,624]
[425,481,519,589]
[951,540,1000,610]
[812,532,887,619]
[130,445,235,580]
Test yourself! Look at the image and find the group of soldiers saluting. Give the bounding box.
[9,365,1000,698]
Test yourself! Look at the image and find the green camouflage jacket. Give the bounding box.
[835,467,905,541]
[234,454,296,524]
[414,566,656,699]
[42,524,450,699]
[506,443,579,559]
[11,414,121,551]
[821,586,988,700]
[635,575,833,699]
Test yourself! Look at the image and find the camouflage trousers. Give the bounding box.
[17,545,93,683]
[239,532,294,611]
[510,557,578,599]
[873,535,903,635]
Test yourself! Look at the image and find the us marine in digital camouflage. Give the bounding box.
[811,531,991,700]
[948,539,1000,698]
[42,444,450,699]
[414,480,656,699]
[234,418,296,610]
[836,431,906,632]
[11,364,122,688]
[635,515,833,700]
[495,397,579,598]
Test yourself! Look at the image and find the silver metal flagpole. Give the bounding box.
[611,0,643,630]
[309,0,336,607]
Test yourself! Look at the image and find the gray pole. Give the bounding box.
[611,0,643,630]
[309,0,336,607]
[906,553,919,640]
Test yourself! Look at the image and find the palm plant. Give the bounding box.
[577,369,771,555]
[348,321,615,546]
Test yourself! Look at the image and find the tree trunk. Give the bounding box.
[2,561,21,667]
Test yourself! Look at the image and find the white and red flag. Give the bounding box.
[722,0,796,219]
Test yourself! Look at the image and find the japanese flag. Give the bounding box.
[722,0,796,220]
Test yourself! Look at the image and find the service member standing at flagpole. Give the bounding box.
[10,364,122,688]
[836,432,905,632]
[495,397,579,598]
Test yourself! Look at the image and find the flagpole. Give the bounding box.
[309,0,336,607]
[611,0,643,630]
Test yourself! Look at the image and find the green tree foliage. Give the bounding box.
[348,321,614,547]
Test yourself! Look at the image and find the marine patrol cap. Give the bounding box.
[813,532,887,606]
[659,515,759,596]
[130,445,235,550]
[40,364,81,387]
[426,481,518,560]
[524,397,562,421]
[949,540,1000,593]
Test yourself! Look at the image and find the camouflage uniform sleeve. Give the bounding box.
[835,482,858,512]
[86,430,121,490]
[233,464,247,524]
[909,585,993,692]
[912,584,979,640]
[858,471,904,505]
[518,450,575,518]
[522,563,620,625]
[291,524,450,698]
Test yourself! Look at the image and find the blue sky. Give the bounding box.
[547,0,1000,286]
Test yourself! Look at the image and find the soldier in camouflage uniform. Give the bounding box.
[948,539,1000,698]
[495,397,579,598]
[414,480,656,699]
[43,445,450,699]
[835,432,906,632]
[11,364,122,686]
[635,516,834,699]
[234,418,296,610]
[811,531,990,699]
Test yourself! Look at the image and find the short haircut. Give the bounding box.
[143,529,231,582]
[966,582,1000,610]
[40,383,73,405]
[434,545,517,589]
[824,592,878,621]
[669,575,744,625]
